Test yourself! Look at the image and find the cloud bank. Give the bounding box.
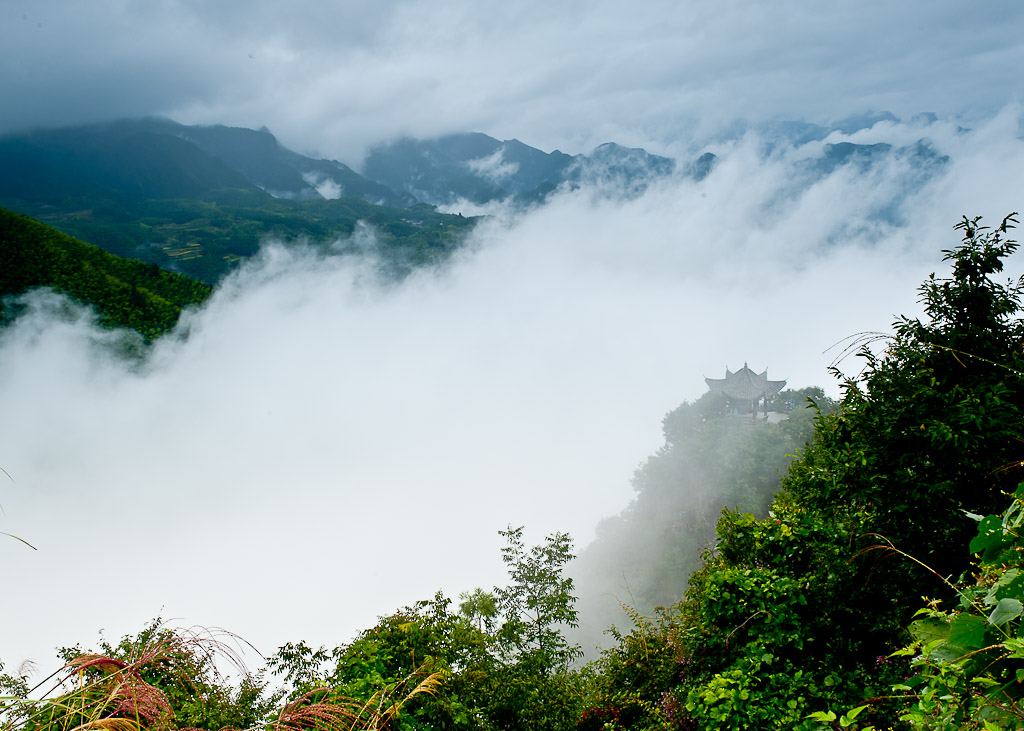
[2,112,1023,672]
[1,1,1022,162]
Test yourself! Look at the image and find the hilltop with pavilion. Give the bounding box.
[705,363,787,421]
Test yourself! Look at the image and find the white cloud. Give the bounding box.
[301,171,344,199]
[465,149,520,182]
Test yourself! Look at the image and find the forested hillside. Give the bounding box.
[0,207,210,339]
[586,213,1024,730]
[0,120,478,283]
[573,385,831,648]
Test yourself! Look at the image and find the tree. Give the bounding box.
[459,589,498,635]
[264,531,586,731]
[495,526,581,671]
[269,593,488,731]
[453,527,586,731]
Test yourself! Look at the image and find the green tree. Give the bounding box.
[269,593,488,731]
[473,527,585,731]
[267,530,586,731]
[459,589,499,635]
[495,526,581,671]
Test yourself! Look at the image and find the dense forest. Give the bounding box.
[0,207,211,340]
[2,193,475,285]
[2,213,1024,731]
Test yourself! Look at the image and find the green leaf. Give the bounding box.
[986,569,1024,604]
[807,710,837,722]
[971,515,1005,556]
[910,617,950,644]
[947,614,989,650]
[988,597,1023,626]
[845,705,869,720]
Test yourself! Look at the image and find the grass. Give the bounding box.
[0,622,444,731]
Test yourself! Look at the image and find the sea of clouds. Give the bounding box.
[2,110,1023,673]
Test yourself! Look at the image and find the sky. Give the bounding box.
[1,0,1023,162]
[2,0,1024,679]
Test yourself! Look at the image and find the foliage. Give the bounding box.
[580,604,684,731]
[668,213,1024,730]
[458,589,499,635]
[0,207,211,340]
[267,529,584,731]
[496,526,581,669]
[890,483,1024,730]
[0,620,446,731]
[476,528,584,731]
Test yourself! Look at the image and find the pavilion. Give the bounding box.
[705,363,787,420]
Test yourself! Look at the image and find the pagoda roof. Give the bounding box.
[705,363,787,400]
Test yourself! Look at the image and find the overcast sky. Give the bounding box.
[1,0,1023,161]
[2,0,1024,680]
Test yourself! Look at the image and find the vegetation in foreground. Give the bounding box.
[3,213,1024,731]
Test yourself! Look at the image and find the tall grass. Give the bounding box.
[0,623,443,731]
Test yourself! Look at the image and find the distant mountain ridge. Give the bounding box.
[0,113,950,284]
[361,132,689,206]
[0,119,478,283]
[0,118,414,208]
[0,111,940,214]
[0,119,690,211]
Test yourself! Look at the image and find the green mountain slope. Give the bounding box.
[0,206,211,339]
[0,118,411,205]
[0,120,476,282]
[0,121,254,202]
[5,192,474,283]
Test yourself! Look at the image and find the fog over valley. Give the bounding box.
[3,109,1024,667]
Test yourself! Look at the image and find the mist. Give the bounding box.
[2,112,1023,672]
